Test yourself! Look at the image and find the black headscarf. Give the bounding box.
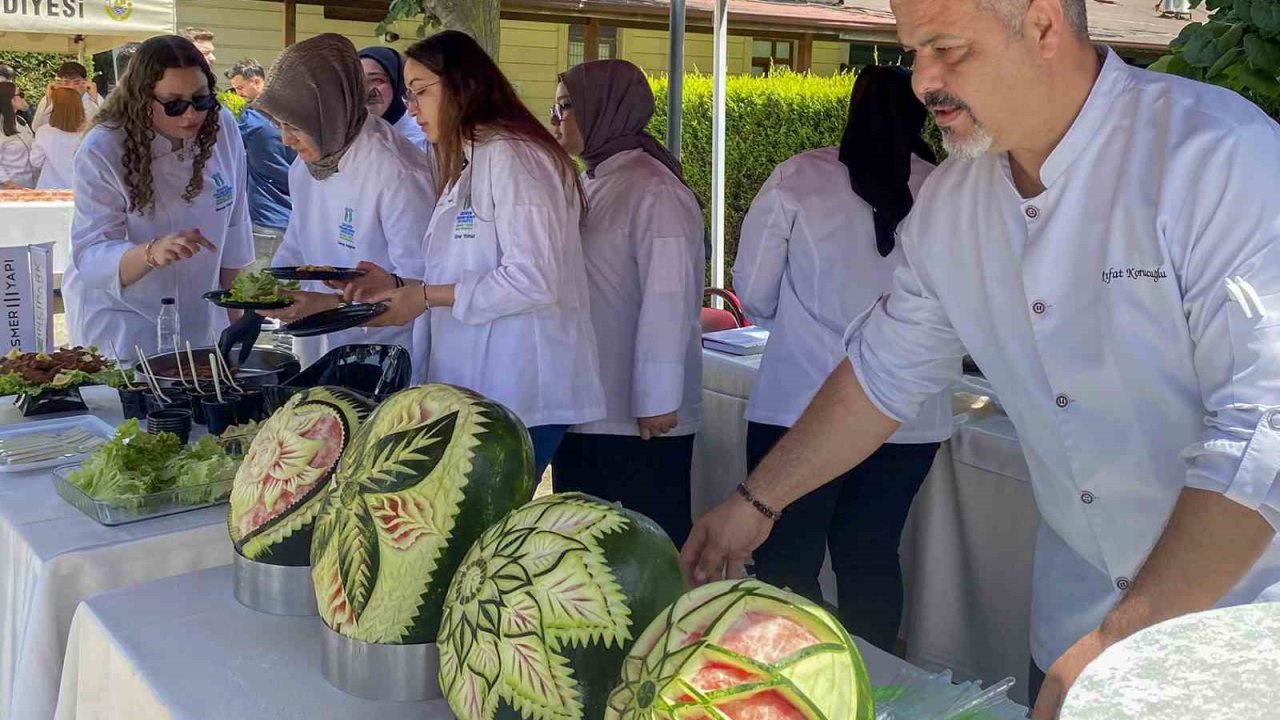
[839,66,937,257]
[358,46,408,126]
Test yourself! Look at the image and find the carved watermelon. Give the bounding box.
[606,578,875,720]
[311,383,536,644]
[228,386,373,566]
[438,493,686,720]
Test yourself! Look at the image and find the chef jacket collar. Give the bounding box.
[1002,47,1126,194]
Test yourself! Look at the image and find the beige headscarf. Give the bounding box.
[256,33,368,180]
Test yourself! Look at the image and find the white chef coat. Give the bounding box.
[844,49,1280,669]
[32,92,100,131]
[272,116,437,369]
[30,125,82,189]
[0,123,35,187]
[735,147,951,444]
[421,134,605,428]
[573,149,704,437]
[392,112,431,153]
[63,108,255,361]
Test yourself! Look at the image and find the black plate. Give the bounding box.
[265,266,367,281]
[203,290,293,311]
[278,303,389,338]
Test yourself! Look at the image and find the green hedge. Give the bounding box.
[646,68,943,285]
[0,51,72,103]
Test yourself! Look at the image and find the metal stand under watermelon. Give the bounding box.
[233,552,319,616]
[320,626,443,702]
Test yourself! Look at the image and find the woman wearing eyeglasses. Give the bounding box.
[340,30,605,477]
[251,34,437,369]
[546,60,705,546]
[62,35,255,361]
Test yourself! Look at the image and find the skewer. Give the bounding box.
[107,340,137,389]
[211,349,224,403]
[134,345,171,404]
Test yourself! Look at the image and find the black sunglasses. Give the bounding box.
[155,93,219,117]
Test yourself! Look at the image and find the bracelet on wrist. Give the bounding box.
[144,240,160,268]
[421,283,432,312]
[736,483,782,521]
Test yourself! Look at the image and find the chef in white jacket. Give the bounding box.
[346,31,605,477]
[253,35,437,369]
[685,1,1280,717]
[732,65,950,652]
[547,60,705,546]
[63,36,254,361]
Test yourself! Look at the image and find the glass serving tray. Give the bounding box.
[53,464,233,527]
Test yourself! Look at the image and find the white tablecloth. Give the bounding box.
[695,348,1041,705]
[0,387,233,720]
[0,200,74,273]
[55,565,924,720]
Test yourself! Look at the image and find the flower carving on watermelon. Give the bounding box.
[606,579,875,720]
[439,496,634,720]
[232,408,344,538]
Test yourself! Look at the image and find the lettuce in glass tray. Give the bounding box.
[874,666,1027,720]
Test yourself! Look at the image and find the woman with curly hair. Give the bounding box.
[62,35,255,361]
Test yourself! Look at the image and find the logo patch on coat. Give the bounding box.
[213,172,234,212]
[338,207,356,249]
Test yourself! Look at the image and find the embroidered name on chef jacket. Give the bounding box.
[338,207,356,250]
[1102,265,1168,285]
[453,208,476,240]
[213,172,234,212]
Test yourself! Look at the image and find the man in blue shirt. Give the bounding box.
[227,59,295,270]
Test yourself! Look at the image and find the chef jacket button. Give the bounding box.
[1267,410,1280,431]
[1080,491,1095,504]
[1032,301,1047,315]
[1116,577,1131,591]
[1055,394,1070,409]
[1025,206,1040,219]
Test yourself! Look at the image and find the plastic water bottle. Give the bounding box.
[156,297,181,357]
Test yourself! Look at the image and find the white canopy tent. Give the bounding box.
[0,0,176,55]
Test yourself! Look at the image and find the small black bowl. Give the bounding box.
[187,390,213,425]
[236,388,265,423]
[146,391,191,416]
[202,396,240,436]
[147,408,193,444]
[118,387,152,421]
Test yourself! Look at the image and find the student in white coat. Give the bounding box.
[252,34,437,370]
[687,1,1280,716]
[343,30,605,477]
[548,59,705,546]
[732,65,949,652]
[358,47,432,154]
[0,82,35,188]
[62,36,254,361]
[30,87,85,189]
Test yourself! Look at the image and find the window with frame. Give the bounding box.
[568,24,619,66]
[751,39,794,76]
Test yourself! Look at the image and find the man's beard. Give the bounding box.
[924,90,995,160]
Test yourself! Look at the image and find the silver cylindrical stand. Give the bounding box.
[233,552,318,616]
[321,624,443,701]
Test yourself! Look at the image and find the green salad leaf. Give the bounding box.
[229,271,299,304]
[66,420,240,505]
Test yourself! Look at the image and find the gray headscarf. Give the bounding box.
[256,34,368,181]
[560,59,687,184]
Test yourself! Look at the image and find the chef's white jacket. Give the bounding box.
[845,49,1280,669]
[30,125,82,189]
[63,108,255,360]
[735,147,952,444]
[573,149,704,437]
[392,113,430,153]
[272,116,437,369]
[420,134,605,428]
[0,123,35,187]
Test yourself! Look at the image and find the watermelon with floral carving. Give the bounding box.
[228,386,373,566]
[439,493,685,720]
[606,578,874,720]
[311,384,536,644]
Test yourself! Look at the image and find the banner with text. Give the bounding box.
[1,0,174,37]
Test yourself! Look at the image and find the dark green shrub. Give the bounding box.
[0,51,72,104]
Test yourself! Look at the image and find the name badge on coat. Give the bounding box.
[213,172,234,212]
[454,207,477,241]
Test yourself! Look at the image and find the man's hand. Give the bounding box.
[638,411,678,440]
[680,495,773,586]
[1031,629,1109,719]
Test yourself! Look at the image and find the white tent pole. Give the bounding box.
[667,0,686,159]
[711,0,728,290]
